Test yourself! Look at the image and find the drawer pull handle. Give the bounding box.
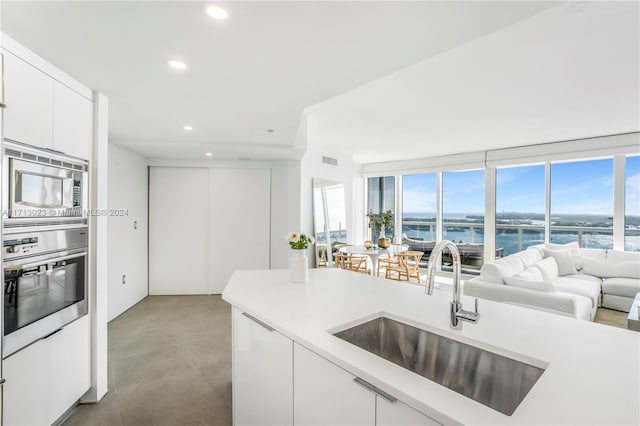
[353,377,397,403]
[42,328,63,340]
[0,378,5,385]
[242,312,275,332]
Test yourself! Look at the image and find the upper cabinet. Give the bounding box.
[53,81,93,160]
[3,51,54,149]
[2,49,92,160]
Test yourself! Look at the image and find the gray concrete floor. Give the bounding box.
[63,295,232,426]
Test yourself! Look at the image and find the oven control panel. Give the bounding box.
[4,237,38,255]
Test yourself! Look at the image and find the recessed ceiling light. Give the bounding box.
[168,59,187,69]
[205,4,229,20]
[183,125,193,131]
[205,152,213,157]
[267,129,276,133]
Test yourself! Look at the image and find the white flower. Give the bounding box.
[290,233,301,243]
[285,232,294,242]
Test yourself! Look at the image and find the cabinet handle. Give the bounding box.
[352,377,397,403]
[0,103,6,109]
[242,312,275,332]
[0,378,5,385]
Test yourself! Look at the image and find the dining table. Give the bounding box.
[339,244,408,276]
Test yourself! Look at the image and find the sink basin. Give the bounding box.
[333,316,545,416]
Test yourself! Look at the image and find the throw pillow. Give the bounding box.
[543,249,578,276]
[504,267,554,292]
[533,257,559,282]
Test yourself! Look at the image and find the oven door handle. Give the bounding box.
[19,251,87,270]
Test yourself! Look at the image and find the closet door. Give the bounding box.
[210,168,271,294]
[149,167,210,294]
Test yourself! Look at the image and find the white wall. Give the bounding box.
[300,141,364,253]
[107,144,149,322]
[271,160,301,268]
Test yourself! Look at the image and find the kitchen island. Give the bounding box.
[222,269,639,425]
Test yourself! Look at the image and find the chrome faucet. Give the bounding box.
[425,240,480,330]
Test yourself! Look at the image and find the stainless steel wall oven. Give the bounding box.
[2,226,88,357]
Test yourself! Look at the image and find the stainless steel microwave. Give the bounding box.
[3,141,88,222]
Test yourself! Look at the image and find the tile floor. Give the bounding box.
[63,295,232,426]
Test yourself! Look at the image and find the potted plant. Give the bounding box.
[366,210,394,248]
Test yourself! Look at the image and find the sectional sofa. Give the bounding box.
[464,242,640,321]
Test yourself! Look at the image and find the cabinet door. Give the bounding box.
[233,307,293,426]
[377,396,441,426]
[2,50,54,148]
[3,315,91,426]
[53,80,92,160]
[294,343,375,426]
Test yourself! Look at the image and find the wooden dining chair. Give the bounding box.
[377,243,409,277]
[385,250,423,283]
[316,244,328,268]
[335,251,370,275]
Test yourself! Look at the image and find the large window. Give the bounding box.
[495,165,545,256]
[367,176,395,238]
[442,170,485,269]
[402,173,437,242]
[625,156,640,252]
[550,159,613,249]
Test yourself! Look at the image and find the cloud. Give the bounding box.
[402,188,436,213]
[626,172,640,215]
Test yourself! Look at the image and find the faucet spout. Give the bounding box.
[424,240,479,329]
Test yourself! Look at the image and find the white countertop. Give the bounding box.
[222,269,640,426]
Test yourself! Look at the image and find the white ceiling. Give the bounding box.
[305,1,640,164]
[0,1,559,161]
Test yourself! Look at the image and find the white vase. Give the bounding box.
[289,249,309,283]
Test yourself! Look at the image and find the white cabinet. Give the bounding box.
[2,50,92,160]
[294,342,440,426]
[232,307,293,426]
[2,50,54,149]
[53,80,93,160]
[294,343,375,425]
[3,315,91,426]
[377,397,441,426]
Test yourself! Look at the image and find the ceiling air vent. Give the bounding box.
[322,156,338,166]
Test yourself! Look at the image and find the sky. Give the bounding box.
[401,156,640,216]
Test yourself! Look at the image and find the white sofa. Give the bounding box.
[464,242,640,321]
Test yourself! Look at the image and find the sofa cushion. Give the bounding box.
[581,258,640,279]
[601,277,640,298]
[606,250,640,263]
[479,255,526,284]
[564,273,602,285]
[514,250,543,268]
[553,276,601,308]
[545,241,580,251]
[543,249,578,276]
[573,248,607,270]
[504,267,554,292]
[533,257,559,282]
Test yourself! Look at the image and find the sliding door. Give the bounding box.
[209,169,271,293]
[149,167,210,294]
[149,167,271,295]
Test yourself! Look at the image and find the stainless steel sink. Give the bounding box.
[333,316,545,416]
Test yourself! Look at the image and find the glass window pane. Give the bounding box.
[495,165,545,256]
[550,159,613,249]
[367,176,395,239]
[625,155,640,252]
[402,173,437,251]
[442,170,485,269]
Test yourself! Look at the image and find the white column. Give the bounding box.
[613,155,626,251]
[83,92,108,402]
[545,162,551,243]
[484,167,496,262]
[395,175,402,242]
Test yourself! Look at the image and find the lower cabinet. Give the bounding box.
[3,315,91,426]
[294,343,375,425]
[294,343,439,426]
[232,308,440,426]
[232,307,293,426]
